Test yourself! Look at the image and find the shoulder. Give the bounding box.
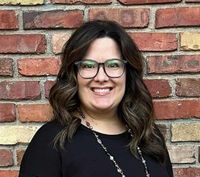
[36,119,64,134]
[23,120,65,156]
[31,120,64,143]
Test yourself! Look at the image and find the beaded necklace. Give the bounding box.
[80,115,150,177]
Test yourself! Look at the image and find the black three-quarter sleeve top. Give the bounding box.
[19,120,174,177]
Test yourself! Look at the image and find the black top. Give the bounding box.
[19,120,173,177]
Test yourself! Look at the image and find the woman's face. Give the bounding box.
[77,37,126,113]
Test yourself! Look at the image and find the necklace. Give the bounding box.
[77,108,150,177]
[84,120,150,177]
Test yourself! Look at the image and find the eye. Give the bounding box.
[106,60,121,68]
[80,61,96,69]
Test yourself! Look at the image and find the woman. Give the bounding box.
[19,20,173,177]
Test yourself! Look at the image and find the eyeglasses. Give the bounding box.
[74,59,127,79]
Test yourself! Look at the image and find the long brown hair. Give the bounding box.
[49,20,167,163]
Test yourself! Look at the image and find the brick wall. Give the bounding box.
[0,0,199,176]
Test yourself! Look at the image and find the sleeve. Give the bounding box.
[19,121,63,177]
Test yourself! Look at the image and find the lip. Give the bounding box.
[90,87,113,96]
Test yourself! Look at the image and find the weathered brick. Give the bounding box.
[156,7,200,28]
[18,58,60,76]
[154,100,200,119]
[168,145,195,163]
[172,122,200,141]
[0,103,16,122]
[0,149,13,167]
[0,125,39,145]
[89,8,149,28]
[23,10,83,29]
[17,104,52,122]
[0,34,46,54]
[0,10,18,30]
[16,149,25,166]
[129,32,177,51]
[144,79,171,98]
[174,168,200,177]
[44,80,55,98]
[0,171,18,177]
[176,78,200,97]
[118,0,181,4]
[52,33,70,54]
[0,0,43,5]
[0,81,40,100]
[147,55,200,74]
[51,0,111,3]
[180,32,200,51]
[0,58,13,76]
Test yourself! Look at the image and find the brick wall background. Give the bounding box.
[0,0,200,176]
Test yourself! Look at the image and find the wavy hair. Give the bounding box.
[49,20,167,163]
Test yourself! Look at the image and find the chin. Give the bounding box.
[92,103,116,111]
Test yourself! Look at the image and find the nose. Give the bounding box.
[93,65,109,82]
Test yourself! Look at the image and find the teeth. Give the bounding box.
[93,88,110,93]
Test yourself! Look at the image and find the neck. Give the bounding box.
[79,107,126,135]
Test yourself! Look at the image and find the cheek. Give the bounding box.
[77,76,90,98]
[120,76,126,91]
[116,77,126,100]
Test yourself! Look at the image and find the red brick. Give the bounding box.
[173,168,200,177]
[0,58,13,76]
[89,8,149,28]
[23,10,83,29]
[0,171,18,177]
[156,7,200,28]
[186,0,200,2]
[0,81,40,100]
[0,10,18,30]
[147,55,200,74]
[17,104,53,122]
[16,149,25,166]
[154,100,200,119]
[44,80,55,98]
[0,149,13,167]
[129,32,177,51]
[0,34,46,54]
[18,58,60,76]
[51,0,111,3]
[176,78,200,97]
[0,103,16,122]
[118,0,181,4]
[144,79,171,98]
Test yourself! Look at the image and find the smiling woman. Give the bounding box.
[19,20,174,177]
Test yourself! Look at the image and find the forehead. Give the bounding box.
[83,37,121,61]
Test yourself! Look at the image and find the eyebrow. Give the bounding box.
[82,58,122,62]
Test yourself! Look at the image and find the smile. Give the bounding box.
[91,87,113,95]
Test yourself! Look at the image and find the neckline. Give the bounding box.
[80,124,129,139]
